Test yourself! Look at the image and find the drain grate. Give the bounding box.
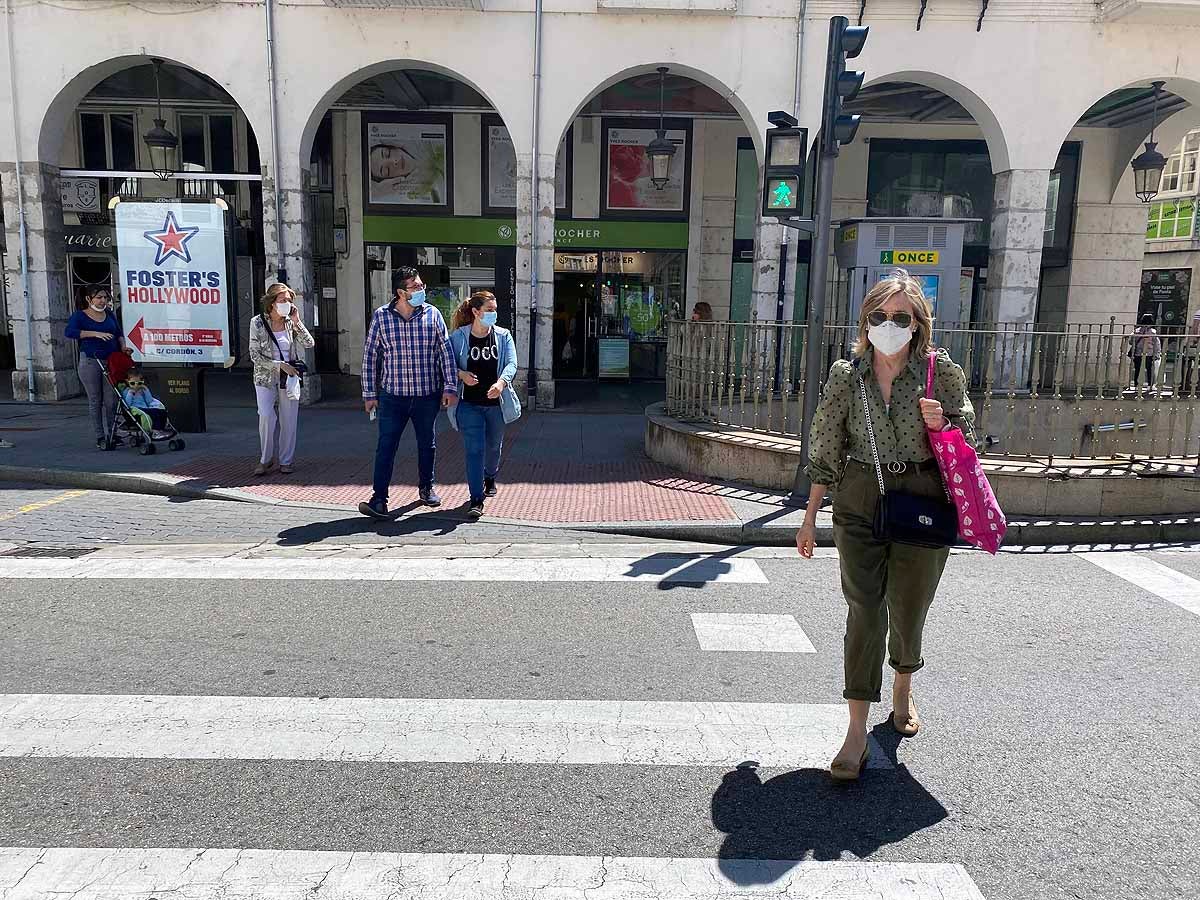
[0,546,98,559]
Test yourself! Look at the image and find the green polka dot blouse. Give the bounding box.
[806,348,977,487]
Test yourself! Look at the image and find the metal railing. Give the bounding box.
[666,317,1200,466]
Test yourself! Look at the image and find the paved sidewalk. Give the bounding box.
[0,399,815,542]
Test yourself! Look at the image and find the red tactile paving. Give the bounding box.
[166,435,735,524]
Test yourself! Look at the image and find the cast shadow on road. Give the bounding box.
[710,721,947,884]
[623,547,744,590]
[275,507,466,545]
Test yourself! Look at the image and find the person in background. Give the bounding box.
[64,286,131,449]
[1129,313,1163,390]
[249,283,315,476]
[121,368,170,438]
[692,302,714,322]
[448,291,521,520]
[1180,311,1200,395]
[359,266,458,520]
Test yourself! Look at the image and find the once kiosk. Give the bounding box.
[834,217,980,325]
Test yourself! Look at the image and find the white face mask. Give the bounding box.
[868,321,914,357]
[274,301,293,317]
[89,299,108,312]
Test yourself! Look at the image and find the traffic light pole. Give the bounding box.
[785,14,866,506]
[788,145,836,505]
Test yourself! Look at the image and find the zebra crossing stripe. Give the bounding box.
[0,848,987,899]
[0,694,888,770]
[1077,552,1200,619]
[0,555,767,584]
[691,613,817,653]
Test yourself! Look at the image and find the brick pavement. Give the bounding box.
[2,403,744,525]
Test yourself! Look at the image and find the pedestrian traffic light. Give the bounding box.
[822,16,868,155]
[762,112,808,220]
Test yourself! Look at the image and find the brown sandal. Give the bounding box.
[891,695,921,737]
[829,744,870,782]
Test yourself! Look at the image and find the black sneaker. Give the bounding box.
[484,477,497,498]
[419,486,442,507]
[358,497,394,520]
[467,501,484,521]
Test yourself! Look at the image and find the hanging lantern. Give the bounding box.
[143,58,179,180]
[645,67,676,191]
[1131,81,1168,204]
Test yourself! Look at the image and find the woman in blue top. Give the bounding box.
[447,291,521,520]
[63,286,130,449]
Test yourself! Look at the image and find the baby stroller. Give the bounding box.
[96,355,186,456]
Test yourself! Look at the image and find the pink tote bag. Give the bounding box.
[925,353,1006,554]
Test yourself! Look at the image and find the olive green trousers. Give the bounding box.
[833,460,950,703]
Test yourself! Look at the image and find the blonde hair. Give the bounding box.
[853,268,935,358]
[260,282,295,317]
[452,290,496,330]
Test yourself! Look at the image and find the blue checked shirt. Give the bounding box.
[361,303,458,399]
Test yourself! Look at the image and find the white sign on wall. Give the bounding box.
[115,202,230,364]
[60,177,100,213]
[487,126,568,210]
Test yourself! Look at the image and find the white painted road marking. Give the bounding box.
[0,555,768,584]
[1077,552,1200,619]
[691,613,816,653]
[0,693,888,769]
[0,848,987,899]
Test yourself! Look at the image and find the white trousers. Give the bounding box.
[255,385,300,466]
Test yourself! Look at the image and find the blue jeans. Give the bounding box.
[457,401,506,503]
[372,391,441,504]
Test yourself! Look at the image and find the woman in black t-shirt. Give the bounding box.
[449,292,519,520]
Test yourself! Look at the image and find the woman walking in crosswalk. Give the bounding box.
[794,270,975,782]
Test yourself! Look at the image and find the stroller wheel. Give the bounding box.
[139,442,157,456]
[169,438,186,452]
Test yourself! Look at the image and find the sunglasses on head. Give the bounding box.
[868,310,913,329]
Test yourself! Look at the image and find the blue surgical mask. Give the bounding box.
[408,289,427,307]
[481,311,498,327]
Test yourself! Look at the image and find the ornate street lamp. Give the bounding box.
[645,67,676,191]
[1131,81,1168,203]
[143,58,179,180]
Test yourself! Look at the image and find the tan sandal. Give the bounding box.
[830,743,870,782]
[892,695,921,737]
[253,462,269,476]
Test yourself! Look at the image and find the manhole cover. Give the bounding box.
[0,546,98,559]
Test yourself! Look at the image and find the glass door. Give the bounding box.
[553,256,597,378]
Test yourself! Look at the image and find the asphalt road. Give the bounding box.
[0,484,1197,899]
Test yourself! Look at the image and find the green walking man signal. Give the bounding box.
[769,179,796,209]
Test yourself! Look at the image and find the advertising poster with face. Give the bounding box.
[366,121,448,206]
[606,128,686,212]
[487,126,568,210]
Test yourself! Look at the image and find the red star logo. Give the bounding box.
[143,211,200,266]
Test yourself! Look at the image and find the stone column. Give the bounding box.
[263,163,321,402]
[985,169,1051,325]
[515,150,555,409]
[0,161,77,401]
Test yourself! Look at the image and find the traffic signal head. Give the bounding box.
[823,16,869,154]
[761,118,809,219]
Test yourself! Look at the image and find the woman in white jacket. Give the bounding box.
[248,283,315,475]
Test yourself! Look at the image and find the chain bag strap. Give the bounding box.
[853,359,957,549]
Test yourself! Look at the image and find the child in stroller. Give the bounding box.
[99,355,185,454]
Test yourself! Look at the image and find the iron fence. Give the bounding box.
[666,318,1200,465]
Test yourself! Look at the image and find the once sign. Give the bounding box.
[115,202,230,364]
[879,249,940,266]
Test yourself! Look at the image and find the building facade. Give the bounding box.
[4,0,1200,405]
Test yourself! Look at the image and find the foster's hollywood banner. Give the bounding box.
[115,202,230,364]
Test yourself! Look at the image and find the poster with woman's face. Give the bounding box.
[606,128,686,212]
[366,121,448,206]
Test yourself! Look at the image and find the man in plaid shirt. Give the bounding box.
[359,266,458,520]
